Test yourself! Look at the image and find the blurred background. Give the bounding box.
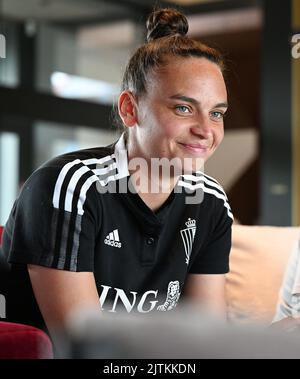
[0,0,299,227]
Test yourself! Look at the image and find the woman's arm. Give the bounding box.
[184,273,227,320]
[28,265,100,338]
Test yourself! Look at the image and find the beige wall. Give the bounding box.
[206,128,258,192]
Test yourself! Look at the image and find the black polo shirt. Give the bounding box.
[2,134,233,320]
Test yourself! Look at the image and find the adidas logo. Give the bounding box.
[104,229,122,248]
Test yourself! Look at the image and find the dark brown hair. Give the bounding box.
[114,8,225,134]
[114,7,225,130]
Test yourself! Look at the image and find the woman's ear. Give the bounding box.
[118,91,138,128]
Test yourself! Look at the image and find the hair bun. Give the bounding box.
[146,8,188,42]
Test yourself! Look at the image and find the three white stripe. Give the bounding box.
[53,155,117,215]
[180,173,227,197]
[178,174,233,220]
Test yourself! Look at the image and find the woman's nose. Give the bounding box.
[190,116,213,139]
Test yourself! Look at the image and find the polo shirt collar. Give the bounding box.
[114,133,130,179]
[113,133,166,233]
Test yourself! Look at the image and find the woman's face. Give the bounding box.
[130,57,228,173]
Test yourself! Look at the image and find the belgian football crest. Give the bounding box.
[180,218,196,265]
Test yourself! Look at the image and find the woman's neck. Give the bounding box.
[126,136,179,212]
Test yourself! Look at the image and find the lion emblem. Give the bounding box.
[157,280,181,311]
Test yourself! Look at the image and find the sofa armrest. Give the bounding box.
[0,321,53,359]
[226,225,300,324]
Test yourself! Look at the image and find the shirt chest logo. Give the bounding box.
[104,229,122,248]
[99,280,181,313]
[180,218,196,265]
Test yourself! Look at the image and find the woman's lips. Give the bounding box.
[178,142,209,154]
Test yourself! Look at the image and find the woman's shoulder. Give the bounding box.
[178,171,227,197]
[178,171,233,222]
[41,144,116,171]
[20,143,117,202]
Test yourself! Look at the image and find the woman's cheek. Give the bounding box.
[164,122,183,137]
[218,129,225,145]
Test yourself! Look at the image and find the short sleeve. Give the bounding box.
[189,197,233,275]
[3,165,100,272]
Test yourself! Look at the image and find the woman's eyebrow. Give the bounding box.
[214,102,228,108]
[169,94,199,105]
[169,94,228,108]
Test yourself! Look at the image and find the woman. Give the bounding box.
[2,8,233,339]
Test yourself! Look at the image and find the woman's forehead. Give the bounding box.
[156,56,221,74]
[146,57,226,98]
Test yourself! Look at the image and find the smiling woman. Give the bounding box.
[2,7,233,353]
[123,57,227,167]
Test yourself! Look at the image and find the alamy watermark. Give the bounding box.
[96,152,206,205]
[292,34,300,59]
[0,34,6,59]
[0,294,6,319]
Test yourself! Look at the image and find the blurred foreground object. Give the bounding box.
[58,303,300,359]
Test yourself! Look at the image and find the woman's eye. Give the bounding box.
[210,111,225,119]
[175,105,191,114]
